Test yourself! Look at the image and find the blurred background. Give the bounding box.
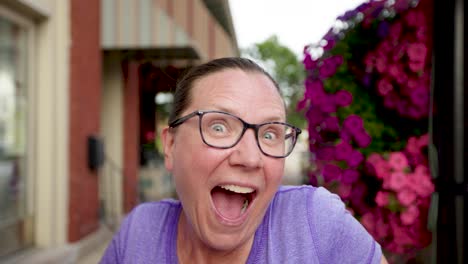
[0,0,465,263]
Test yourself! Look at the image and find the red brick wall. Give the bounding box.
[68,0,101,242]
[123,61,140,213]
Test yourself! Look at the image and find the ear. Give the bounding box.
[161,127,174,171]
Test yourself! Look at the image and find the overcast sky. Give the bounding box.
[229,0,364,57]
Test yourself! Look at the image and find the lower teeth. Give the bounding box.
[240,199,248,214]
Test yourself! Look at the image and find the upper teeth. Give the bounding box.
[219,184,254,194]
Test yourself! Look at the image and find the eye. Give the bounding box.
[262,131,278,141]
[210,123,227,133]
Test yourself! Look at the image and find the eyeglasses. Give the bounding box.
[169,110,302,158]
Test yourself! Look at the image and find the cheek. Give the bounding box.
[265,160,285,184]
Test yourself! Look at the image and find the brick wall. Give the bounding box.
[68,0,101,242]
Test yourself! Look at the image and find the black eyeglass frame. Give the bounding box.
[169,110,302,158]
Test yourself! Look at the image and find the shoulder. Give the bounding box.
[100,199,181,263]
[305,187,382,264]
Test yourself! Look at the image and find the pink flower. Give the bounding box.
[388,64,403,80]
[367,153,383,165]
[375,217,390,240]
[392,224,414,246]
[401,205,420,225]
[408,168,434,197]
[361,213,375,233]
[405,10,426,28]
[383,91,399,109]
[334,90,353,107]
[409,60,425,72]
[342,169,359,184]
[389,171,408,191]
[397,189,417,206]
[338,183,352,199]
[375,160,392,180]
[388,21,402,41]
[406,136,420,154]
[418,134,429,148]
[354,130,372,148]
[375,191,389,206]
[322,164,342,182]
[376,56,387,73]
[335,141,353,161]
[145,131,155,141]
[388,152,409,171]
[407,43,427,62]
[377,78,393,96]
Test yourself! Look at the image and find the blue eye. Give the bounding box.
[263,131,277,141]
[211,123,226,133]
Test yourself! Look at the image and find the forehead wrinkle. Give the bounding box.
[189,69,286,121]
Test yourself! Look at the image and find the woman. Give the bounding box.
[100,57,387,263]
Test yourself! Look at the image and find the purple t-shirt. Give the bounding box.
[100,185,382,263]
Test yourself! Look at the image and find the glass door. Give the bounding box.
[0,7,33,257]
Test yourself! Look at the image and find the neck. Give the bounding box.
[176,213,254,264]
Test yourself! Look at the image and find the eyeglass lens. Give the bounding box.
[199,112,296,157]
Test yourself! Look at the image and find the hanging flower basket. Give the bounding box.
[299,0,434,260]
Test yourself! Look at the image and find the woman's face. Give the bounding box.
[162,68,286,252]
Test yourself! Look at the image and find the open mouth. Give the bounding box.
[210,184,256,221]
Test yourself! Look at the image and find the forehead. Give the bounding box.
[188,69,285,120]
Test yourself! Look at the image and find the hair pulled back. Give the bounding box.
[168,57,280,125]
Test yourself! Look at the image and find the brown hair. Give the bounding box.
[168,57,281,124]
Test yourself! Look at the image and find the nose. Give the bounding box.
[228,128,263,169]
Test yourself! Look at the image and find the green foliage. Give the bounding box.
[242,36,306,128]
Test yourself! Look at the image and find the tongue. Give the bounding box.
[211,187,246,220]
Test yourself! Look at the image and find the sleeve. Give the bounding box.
[308,187,382,264]
[99,210,135,264]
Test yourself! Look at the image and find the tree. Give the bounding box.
[242,35,306,128]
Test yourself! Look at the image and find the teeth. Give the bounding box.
[241,199,248,214]
[219,184,254,194]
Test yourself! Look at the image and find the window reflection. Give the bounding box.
[0,15,31,257]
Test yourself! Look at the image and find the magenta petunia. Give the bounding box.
[354,130,372,148]
[303,52,318,70]
[335,141,353,161]
[342,169,360,184]
[383,91,399,109]
[320,94,337,113]
[334,89,353,107]
[322,116,340,132]
[319,56,342,78]
[410,87,429,107]
[343,114,364,134]
[322,163,342,182]
[315,146,335,161]
[347,150,364,168]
